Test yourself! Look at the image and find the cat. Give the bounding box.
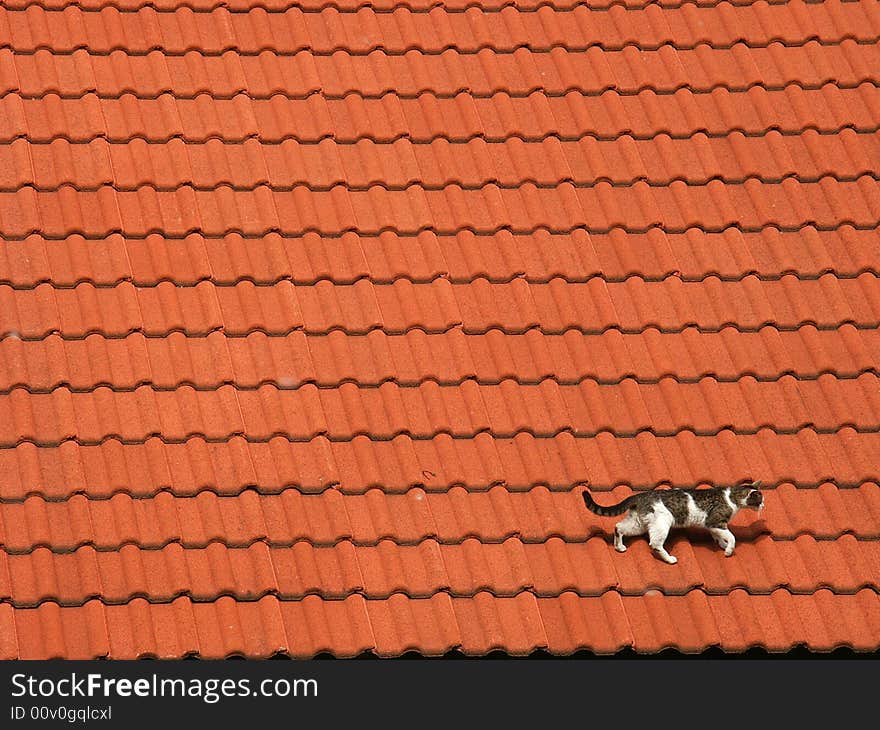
[581,482,764,564]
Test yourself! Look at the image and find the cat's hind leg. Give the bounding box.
[646,505,677,564]
[612,512,643,553]
[709,526,736,557]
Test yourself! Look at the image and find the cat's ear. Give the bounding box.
[750,480,762,490]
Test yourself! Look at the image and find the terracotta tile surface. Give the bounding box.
[0,0,878,657]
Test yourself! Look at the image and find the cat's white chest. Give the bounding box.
[684,494,708,526]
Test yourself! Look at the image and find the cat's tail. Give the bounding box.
[581,487,633,517]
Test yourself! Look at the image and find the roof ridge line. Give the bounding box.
[1,531,871,557]
[0,423,877,450]
[4,321,880,343]
[4,36,876,58]
[3,269,878,290]
[4,78,877,103]
[1,170,876,193]
[0,0,804,16]
[0,369,874,396]
[7,125,879,146]
[3,584,877,612]
[0,478,872,505]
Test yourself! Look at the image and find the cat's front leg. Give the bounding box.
[723,531,735,557]
[647,514,677,564]
[709,526,736,557]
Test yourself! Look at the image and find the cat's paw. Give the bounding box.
[666,555,678,565]
[614,544,627,553]
[724,547,734,557]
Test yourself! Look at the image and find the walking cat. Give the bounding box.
[581,482,764,564]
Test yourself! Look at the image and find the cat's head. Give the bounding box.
[730,480,764,511]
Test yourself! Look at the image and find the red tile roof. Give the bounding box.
[1,0,879,658]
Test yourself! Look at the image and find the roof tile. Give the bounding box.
[2,0,878,657]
